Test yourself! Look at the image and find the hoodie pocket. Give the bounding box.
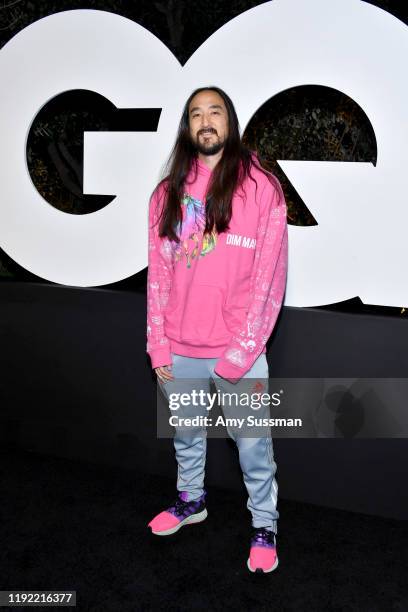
[181,284,229,345]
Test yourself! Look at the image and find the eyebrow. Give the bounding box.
[189,104,224,114]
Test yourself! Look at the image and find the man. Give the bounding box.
[146,86,288,573]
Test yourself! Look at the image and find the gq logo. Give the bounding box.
[0,0,406,307]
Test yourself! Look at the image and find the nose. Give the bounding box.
[200,113,215,130]
[199,121,215,134]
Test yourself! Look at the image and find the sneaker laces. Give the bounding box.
[170,491,206,517]
[251,527,276,546]
[173,498,191,516]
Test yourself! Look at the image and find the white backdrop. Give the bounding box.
[0,0,406,306]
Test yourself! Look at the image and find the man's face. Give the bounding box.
[188,90,229,156]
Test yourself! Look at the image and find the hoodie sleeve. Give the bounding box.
[214,176,288,381]
[146,183,174,369]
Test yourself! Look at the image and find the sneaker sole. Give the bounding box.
[247,556,279,573]
[149,508,208,536]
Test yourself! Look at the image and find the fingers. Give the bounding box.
[158,370,174,382]
[156,365,174,383]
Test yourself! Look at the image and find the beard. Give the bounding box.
[192,131,225,156]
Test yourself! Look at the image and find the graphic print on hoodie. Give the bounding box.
[146,152,288,381]
[172,193,217,268]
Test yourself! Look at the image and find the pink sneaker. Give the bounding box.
[148,491,207,536]
[247,527,279,573]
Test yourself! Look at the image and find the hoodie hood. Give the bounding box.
[193,151,260,178]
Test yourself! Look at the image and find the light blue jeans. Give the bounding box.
[157,352,279,532]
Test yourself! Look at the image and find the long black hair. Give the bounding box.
[152,85,283,243]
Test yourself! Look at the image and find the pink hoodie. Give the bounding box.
[146,152,288,381]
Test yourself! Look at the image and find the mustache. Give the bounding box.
[198,129,217,136]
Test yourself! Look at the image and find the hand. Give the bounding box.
[155,363,174,383]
